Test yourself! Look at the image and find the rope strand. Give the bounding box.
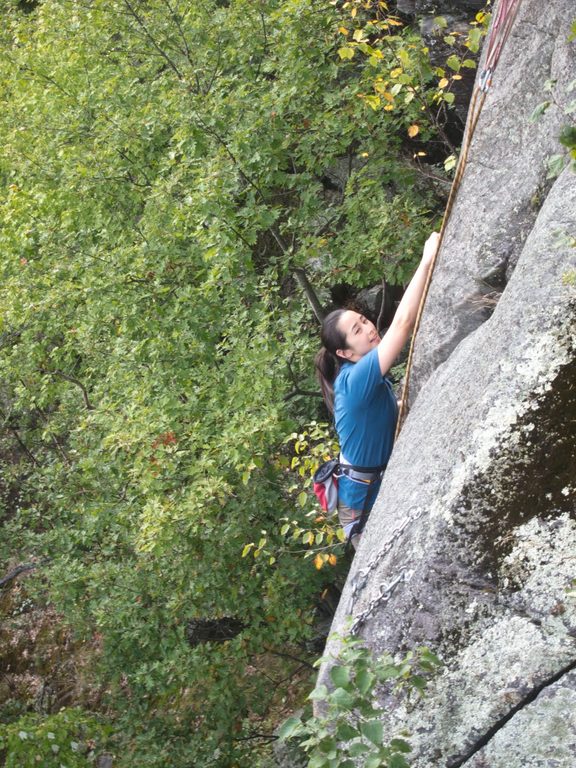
[394,0,522,440]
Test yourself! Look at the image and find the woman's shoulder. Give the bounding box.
[337,348,382,389]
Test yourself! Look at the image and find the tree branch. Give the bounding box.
[263,646,316,671]
[377,278,387,333]
[0,562,38,589]
[122,0,185,80]
[293,268,324,323]
[231,732,277,743]
[0,407,41,466]
[284,359,321,401]
[39,369,95,410]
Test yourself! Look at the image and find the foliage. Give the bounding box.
[0,0,449,764]
[243,421,346,569]
[284,422,347,568]
[530,70,576,178]
[0,708,109,768]
[334,2,489,176]
[279,633,442,768]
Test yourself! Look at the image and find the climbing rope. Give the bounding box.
[394,0,523,440]
[345,1,524,636]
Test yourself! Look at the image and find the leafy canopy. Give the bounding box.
[0,0,446,764]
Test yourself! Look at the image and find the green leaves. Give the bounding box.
[546,153,566,179]
[0,0,447,765]
[361,719,384,746]
[331,664,352,688]
[0,709,109,768]
[338,46,355,59]
[446,54,461,72]
[277,715,305,740]
[280,634,440,768]
[530,100,551,122]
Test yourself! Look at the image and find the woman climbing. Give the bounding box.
[315,231,440,549]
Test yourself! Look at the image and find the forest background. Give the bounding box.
[0,0,485,765]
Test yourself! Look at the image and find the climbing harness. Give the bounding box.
[395,0,523,440]
[313,457,387,538]
[343,461,388,542]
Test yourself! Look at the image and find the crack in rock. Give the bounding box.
[451,664,576,768]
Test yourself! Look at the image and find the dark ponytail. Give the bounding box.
[315,309,348,412]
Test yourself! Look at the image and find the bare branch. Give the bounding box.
[231,732,277,743]
[40,370,95,411]
[377,278,387,333]
[263,645,316,670]
[284,359,320,401]
[293,268,325,323]
[0,563,40,590]
[122,0,185,80]
[0,406,41,466]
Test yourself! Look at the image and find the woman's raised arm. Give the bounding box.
[376,231,440,376]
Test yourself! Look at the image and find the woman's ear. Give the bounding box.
[336,348,353,361]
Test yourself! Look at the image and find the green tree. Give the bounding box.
[0,0,444,764]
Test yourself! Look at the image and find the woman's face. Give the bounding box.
[336,310,380,362]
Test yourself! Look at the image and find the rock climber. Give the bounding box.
[315,231,440,549]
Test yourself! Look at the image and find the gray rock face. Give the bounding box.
[465,669,576,768]
[319,1,576,765]
[410,0,575,402]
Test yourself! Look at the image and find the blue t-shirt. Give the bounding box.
[334,347,398,510]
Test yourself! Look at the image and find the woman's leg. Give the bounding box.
[337,500,362,550]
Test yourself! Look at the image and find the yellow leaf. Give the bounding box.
[338,26,349,35]
[384,104,394,111]
[328,554,337,566]
[363,94,381,110]
[314,554,324,570]
[351,7,357,17]
[390,67,403,78]
[438,77,449,88]
[387,17,403,26]
[452,74,462,80]
[338,46,355,60]
[408,124,419,138]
